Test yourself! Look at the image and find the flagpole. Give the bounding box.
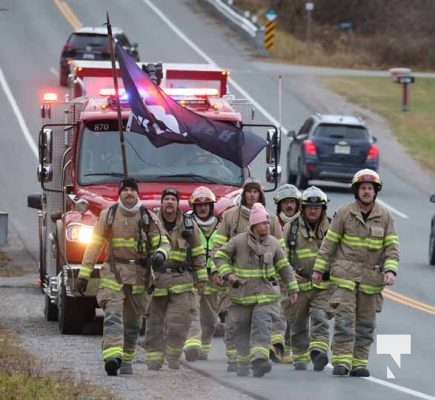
[106,12,128,178]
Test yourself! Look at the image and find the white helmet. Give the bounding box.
[273,184,302,204]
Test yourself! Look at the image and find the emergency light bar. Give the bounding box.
[99,88,126,97]
[163,87,219,97]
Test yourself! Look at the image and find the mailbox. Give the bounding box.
[389,67,415,84]
[389,67,415,112]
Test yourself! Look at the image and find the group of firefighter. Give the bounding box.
[77,168,399,379]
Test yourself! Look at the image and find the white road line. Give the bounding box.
[367,376,435,400]
[377,199,409,219]
[50,67,59,77]
[0,67,38,158]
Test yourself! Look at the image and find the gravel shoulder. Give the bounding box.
[0,223,254,400]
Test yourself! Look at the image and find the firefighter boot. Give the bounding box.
[350,367,370,377]
[269,344,283,363]
[184,347,200,362]
[104,358,121,376]
[236,364,250,377]
[119,362,133,375]
[332,365,349,376]
[147,362,161,371]
[252,358,272,378]
[293,361,307,371]
[167,359,180,370]
[227,361,238,372]
[311,350,329,372]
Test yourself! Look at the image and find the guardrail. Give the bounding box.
[204,0,267,55]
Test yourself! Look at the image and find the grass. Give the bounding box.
[0,325,116,400]
[320,77,435,171]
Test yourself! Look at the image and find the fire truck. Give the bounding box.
[27,60,281,334]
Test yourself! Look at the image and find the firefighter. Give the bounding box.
[77,178,170,376]
[312,169,399,377]
[283,186,331,371]
[214,203,298,377]
[273,183,302,363]
[143,188,207,370]
[274,184,302,227]
[183,186,226,361]
[212,178,285,371]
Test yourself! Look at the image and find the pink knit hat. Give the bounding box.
[249,203,270,226]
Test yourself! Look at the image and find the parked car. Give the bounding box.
[59,27,140,86]
[429,194,435,265]
[286,114,379,189]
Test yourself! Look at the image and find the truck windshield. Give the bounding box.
[78,120,244,186]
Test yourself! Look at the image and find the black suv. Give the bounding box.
[429,194,435,265]
[59,27,140,86]
[286,114,379,189]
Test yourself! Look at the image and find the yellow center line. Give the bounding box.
[383,287,435,315]
[54,0,82,30]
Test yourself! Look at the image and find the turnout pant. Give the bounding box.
[97,285,147,363]
[144,291,194,366]
[230,301,281,366]
[330,286,377,370]
[291,288,330,363]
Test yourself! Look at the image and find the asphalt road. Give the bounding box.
[1,1,435,399]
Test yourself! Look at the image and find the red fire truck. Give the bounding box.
[27,61,281,334]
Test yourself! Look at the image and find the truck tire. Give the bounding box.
[45,294,58,322]
[58,284,87,335]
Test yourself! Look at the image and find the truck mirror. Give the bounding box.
[266,165,281,183]
[37,164,53,183]
[266,128,281,164]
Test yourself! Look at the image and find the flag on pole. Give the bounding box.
[115,42,266,167]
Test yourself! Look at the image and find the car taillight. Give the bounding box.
[63,44,75,52]
[367,144,379,159]
[304,140,317,155]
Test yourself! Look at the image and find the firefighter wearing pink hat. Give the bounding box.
[214,202,298,377]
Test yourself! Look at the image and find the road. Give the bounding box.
[0,1,435,399]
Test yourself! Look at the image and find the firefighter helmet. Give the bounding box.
[189,186,217,206]
[301,186,328,207]
[273,184,302,204]
[351,169,382,192]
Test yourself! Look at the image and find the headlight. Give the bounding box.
[66,224,94,243]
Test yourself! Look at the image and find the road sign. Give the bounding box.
[266,9,277,21]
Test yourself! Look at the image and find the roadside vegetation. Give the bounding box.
[0,325,116,400]
[231,0,435,174]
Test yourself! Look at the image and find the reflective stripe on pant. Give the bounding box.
[184,293,202,352]
[291,288,330,361]
[331,286,377,369]
[144,291,194,365]
[96,285,146,362]
[230,301,280,365]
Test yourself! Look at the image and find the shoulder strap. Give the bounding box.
[287,218,299,249]
[104,203,118,240]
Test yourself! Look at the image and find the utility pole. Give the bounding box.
[305,2,314,42]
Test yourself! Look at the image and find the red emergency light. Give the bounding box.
[43,93,58,102]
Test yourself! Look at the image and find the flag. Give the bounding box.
[114,42,266,167]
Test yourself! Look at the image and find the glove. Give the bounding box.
[76,277,88,296]
[151,251,165,268]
